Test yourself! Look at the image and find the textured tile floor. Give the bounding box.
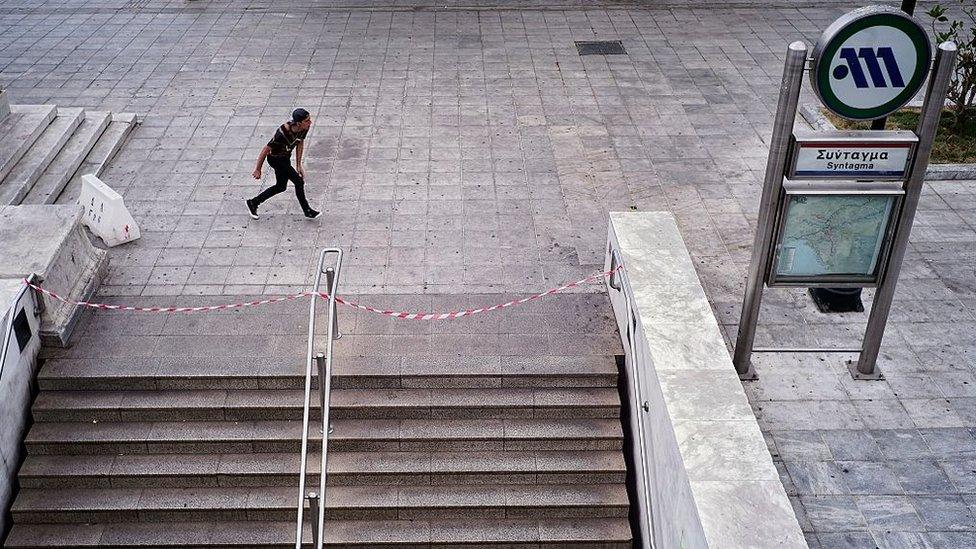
[1,1,834,296]
[1,1,975,547]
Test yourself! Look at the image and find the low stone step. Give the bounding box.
[19,451,626,489]
[5,517,632,547]
[37,355,619,391]
[32,387,620,422]
[0,104,57,183]
[25,418,623,455]
[20,110,110,205]
[0,107,83,205]
[12,483,629,523]
[55,113,137,205]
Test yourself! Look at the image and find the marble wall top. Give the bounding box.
[610,211,807,549]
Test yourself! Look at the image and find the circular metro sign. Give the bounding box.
[811,6,932,121]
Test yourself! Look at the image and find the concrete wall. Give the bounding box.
[0,205,107,346]
[0,205,107,534]
[605,212,806,549]
[0,280,41,537]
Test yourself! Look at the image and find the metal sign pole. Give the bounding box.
[733,41,808,380]
[871,0,919,133]
[853,42,958,379]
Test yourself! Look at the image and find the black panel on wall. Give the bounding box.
[13,308,32,352]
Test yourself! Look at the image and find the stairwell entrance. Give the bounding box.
[6,267,634,547]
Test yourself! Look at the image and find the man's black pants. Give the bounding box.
[252,155,312,212]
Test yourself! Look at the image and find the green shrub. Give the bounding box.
[927,1,976,131]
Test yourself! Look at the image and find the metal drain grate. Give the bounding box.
[575,40,626,56]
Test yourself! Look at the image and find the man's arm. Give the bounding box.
[252,145,270,179]
[295,141,305,177]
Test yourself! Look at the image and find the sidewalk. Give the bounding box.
[4,3,828,297]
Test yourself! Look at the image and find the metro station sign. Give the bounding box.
[811,6,932,121]
[788,130,917,180]
[733,4,957,381]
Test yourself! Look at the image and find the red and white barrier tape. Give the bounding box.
[23,284,309,313]
[319,266,621,320]
[22,266,621,318]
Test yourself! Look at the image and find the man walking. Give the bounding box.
[245,108,320,219]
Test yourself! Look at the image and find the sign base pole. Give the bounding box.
[848,359,884,380]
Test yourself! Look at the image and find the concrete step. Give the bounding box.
[25,418,623,455]
[32,387,620,422]
[0,104,57,184]
[19,451,626,489]
[12,484,629,523]
[19,110,110,205]
[5,517,632,548]
[36,355,619,391]
[55,113,137,205]
[0,107,83,205]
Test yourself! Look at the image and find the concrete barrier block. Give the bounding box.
[78,174,140,247]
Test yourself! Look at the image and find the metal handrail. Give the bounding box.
[626,308,656,549]
[608,261,655,548]
[295,249,342,549]
[0,274,39,381]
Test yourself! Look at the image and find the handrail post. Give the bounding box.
[27,273,44,316]
[315,353,325,408]
[307,492,320,548]
[315,353,331,434]
[325,267,340,340]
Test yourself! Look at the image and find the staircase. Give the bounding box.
[5,298,633,547]
[0,102,136,206]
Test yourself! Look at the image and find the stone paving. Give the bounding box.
[1,1,975,547]
[1,1,828,297]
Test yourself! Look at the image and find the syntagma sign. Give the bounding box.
[788,130,917,180]
[811,6,932,121]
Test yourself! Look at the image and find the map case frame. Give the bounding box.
[766,182,904,288]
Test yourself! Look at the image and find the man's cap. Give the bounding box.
[292,108,310,122]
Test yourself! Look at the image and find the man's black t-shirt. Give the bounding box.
[267,121,308,158]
